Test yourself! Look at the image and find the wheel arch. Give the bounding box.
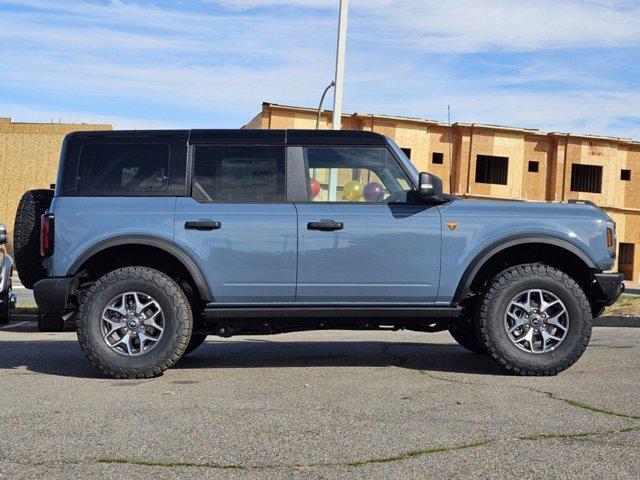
[453,234,597,304]
[68,235,212,302]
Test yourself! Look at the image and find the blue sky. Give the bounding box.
[1,0,639,139]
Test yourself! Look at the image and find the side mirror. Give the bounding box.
[0,224,6,245]
[418,172,443,203]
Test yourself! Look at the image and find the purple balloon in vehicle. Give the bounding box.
[363,182,385,202]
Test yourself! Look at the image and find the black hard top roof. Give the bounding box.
[67,129,388,146]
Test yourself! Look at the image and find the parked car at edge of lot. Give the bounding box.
[14,129,624,378]
[0,223,16,324]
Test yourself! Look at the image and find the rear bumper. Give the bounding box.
[33,277,74,314]
[594,273,625,306]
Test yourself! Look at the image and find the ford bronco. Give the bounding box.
[16,129,623,378]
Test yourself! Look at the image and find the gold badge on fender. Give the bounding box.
[446,221,459,231]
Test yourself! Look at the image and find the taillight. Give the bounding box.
[40,213,54,258]
[607,227,614,248]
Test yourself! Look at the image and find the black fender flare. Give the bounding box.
[67,235,212,301]
[452,234,597,304]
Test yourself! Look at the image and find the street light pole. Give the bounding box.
[332,0,348,131]
[328,0,348,200]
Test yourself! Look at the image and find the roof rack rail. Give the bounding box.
[568,199,598,208]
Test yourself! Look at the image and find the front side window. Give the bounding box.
[76,143,170,195]
[305,147,412,203]
[192,146,285,202]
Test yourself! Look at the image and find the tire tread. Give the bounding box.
[477,263,592,376]
[77,267,192,379]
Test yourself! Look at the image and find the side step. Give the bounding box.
[203,306,462,320]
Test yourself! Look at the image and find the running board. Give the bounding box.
[203,306,462,320]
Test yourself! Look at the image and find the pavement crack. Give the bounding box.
[519,425,639,442]
[26,428,639,471]
[525,388,640,420]
[96,439,492,470]
[98,458,245,469]
[340,439,490,466]
[419,371,640,420]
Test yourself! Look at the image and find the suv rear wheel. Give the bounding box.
[477,264,592,376]
[77,267,193,379]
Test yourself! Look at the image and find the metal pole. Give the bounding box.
[329,0,348,200]
[333,0,349,130]
[332,0,348,131]
[316,81,335,130]
[448,105,453,194]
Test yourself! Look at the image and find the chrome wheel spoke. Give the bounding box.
[111,332,133,355]
[546,313,567,331]
[508,317,527,334]
[143,320,163,332]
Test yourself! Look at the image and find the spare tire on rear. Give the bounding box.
[13,189,54,289]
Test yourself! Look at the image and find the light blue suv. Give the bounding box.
[20,129,623,378]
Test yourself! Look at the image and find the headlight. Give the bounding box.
[606,223,616,259]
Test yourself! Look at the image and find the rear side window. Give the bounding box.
[192,146,285,202]
[77,144,170,195]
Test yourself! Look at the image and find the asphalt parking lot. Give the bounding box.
[0,315,639,480]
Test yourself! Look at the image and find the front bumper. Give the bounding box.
[594,273,625,306]
[33,277,74,314]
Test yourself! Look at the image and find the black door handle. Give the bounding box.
[185,220,221,230]
[307,220,344,231]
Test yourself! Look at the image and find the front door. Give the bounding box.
[294,145,441,303]
[174,144,297,303]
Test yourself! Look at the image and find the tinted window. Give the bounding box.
[305,147,412,203]
[192,146,285,202]
[77,143,169,195]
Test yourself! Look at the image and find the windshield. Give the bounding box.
[386,137,419,182]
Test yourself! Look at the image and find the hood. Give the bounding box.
[441,198,612,222]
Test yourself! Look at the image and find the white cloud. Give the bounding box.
[0,0,638,137]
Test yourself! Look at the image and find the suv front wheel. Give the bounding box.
[77,267,193,379]
[477,264,592,376]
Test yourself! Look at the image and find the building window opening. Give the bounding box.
[570,164,602,193]
[618,243,635,281]
[475,155,509,185]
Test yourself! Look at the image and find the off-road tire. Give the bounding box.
[37,313,64,332]
[183,333,208,356]
[477,263,592,376]
[77,267,193,379]
[448,316,484,354]
[13,189,54,289]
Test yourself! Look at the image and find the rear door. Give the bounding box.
[293,145,441,303]
[174,144,297,303]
